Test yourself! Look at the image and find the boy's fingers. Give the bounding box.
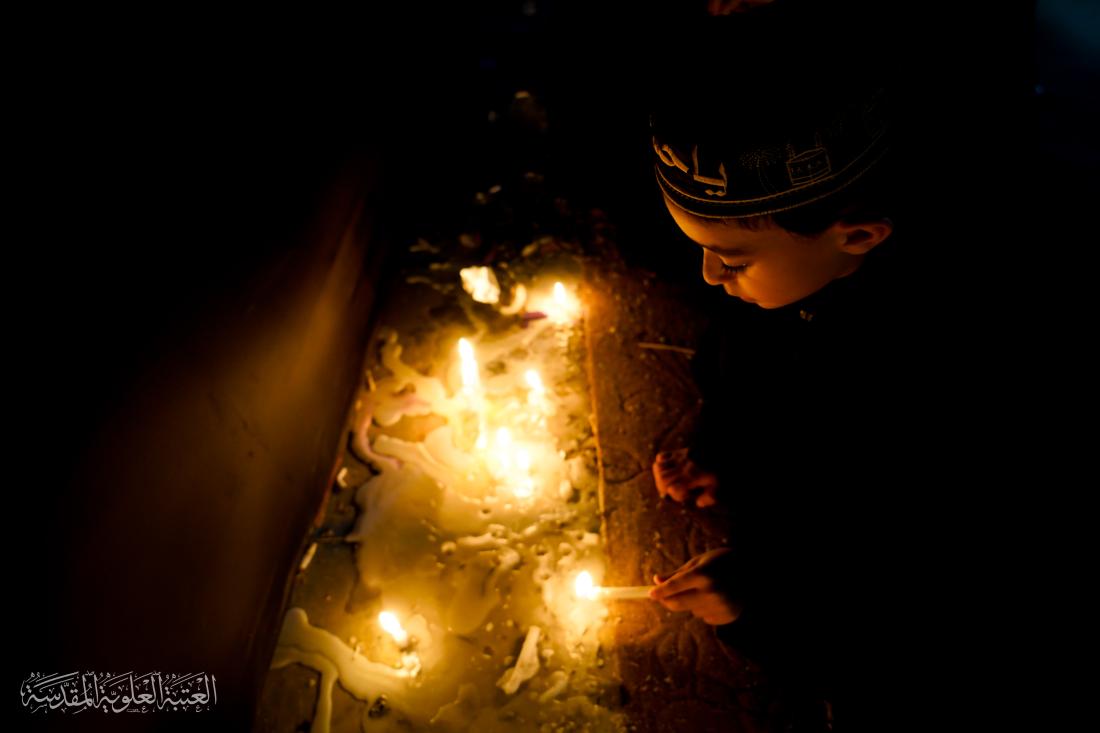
[666,481,689,502]
[695,485,719,508]
[655,555,705,590]
[656,589,706,612]
[652,571,709,599]
[653,471,667,498]
[652,462,670,497]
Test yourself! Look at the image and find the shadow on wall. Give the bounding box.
[12,56,395,733]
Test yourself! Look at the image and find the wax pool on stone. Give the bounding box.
[271,272,627,732]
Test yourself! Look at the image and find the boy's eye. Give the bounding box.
[721,262,747,273]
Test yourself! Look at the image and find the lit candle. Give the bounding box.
[596,585,656,600]
[379,611,410,648]
[494,427,513,472]
[574,571,597,600]
[524,369,545,398]
[553,282,568,309]
[515,447,531,473]
[513,448,534,499]
[490,428,536,499]
[574,571,654,601]
[458,338,481,394]
[457,338,488,449]
[546,281,580,324]
[524,368,551,415]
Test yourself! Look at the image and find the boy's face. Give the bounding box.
[663,195,867,309]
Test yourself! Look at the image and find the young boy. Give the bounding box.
[640,1,922,721]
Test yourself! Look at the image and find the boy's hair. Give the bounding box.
[649,2,896,234]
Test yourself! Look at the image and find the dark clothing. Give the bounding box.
[687,235,933,725]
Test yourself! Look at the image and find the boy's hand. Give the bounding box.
[650,548,743,625]
[653,448,720,507]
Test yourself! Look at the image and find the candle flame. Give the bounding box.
[379,611,409,647]
[458,338,480,391]
[547,281,580,323]
[574,571,599,600]
[524,369,544,394]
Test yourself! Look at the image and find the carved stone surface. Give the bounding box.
[584,256,781,733]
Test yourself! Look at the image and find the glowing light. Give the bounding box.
[459,266,501,304]
[512,478,534,499]
[524,369,544,394]
[547,281,580,324]
[574,571,598,600]
[379,611,409,647]
[491,427,514,475]
[488,429,536,499]
[571,571,655,601]
[523,368,554,417]
[458,338,480,392]
[515,447,531,473]
[458,338,488,449]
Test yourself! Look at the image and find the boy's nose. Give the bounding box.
[701,250,730,286]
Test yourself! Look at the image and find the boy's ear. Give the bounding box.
[832,218,893,255]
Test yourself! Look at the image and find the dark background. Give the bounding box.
[8,1,1072,729]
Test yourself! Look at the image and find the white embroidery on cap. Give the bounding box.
[691,145,727,197]
[786,133,831,186]
[653,137,689,173]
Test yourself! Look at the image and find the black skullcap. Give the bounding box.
[649,2,893,218]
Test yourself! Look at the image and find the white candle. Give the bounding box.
[457,338,488,449]
[574,571,654,602]
[597,586,655,600]
[457,338,481,393]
